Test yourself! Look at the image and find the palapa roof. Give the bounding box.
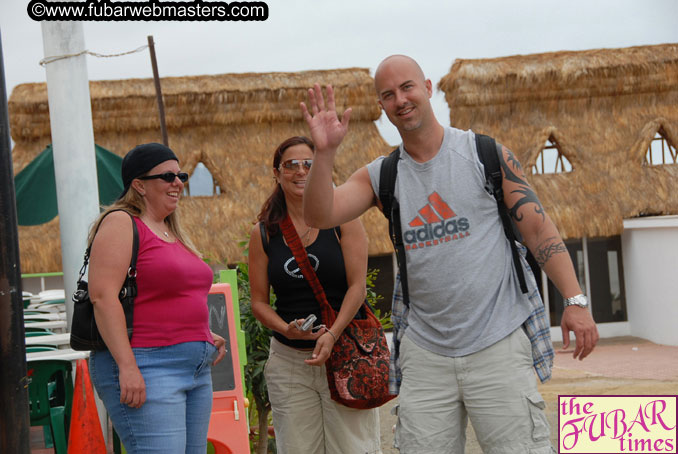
[439,43,678,240]
[10,68,393,273]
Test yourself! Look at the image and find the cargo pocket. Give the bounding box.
[526,391,550,441]
[263,350,275,377]
[392,404,401,450]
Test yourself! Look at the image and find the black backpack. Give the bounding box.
[378,134,528,307]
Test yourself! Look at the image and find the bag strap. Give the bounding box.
[279,214,333,315]
[475,134,528,294]
[77,210,139,284]
[260,222,336,253]
[378,148,411,307]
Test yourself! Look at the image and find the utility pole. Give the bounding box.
[147,35,168,146]
[0,30,31,454]
[40,21,100,326]
[41,20,110,441]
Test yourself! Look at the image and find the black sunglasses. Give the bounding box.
[139,172,189,183]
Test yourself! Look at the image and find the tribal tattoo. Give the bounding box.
[499,147,545,223]
[534,236,568,267]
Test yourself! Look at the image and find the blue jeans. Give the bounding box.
[90,341,216,454]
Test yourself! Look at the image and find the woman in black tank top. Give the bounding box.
[247,136,381,454]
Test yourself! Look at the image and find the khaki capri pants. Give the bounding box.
[264,337,381,454]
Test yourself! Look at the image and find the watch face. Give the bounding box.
[566,295,588,307]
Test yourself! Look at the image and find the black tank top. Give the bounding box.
[267,227,348,349]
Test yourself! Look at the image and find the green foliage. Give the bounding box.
[236,259,276,454]
[236,235,276,453]
[365,268,382,307]
[366,268,392,330]
[236,261,271,410]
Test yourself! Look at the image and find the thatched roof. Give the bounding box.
[439,43,678,239]
[10,69,393,273]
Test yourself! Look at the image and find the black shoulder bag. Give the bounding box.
[70,210,139,351]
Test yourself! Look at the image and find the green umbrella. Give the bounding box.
[14,144,123,226]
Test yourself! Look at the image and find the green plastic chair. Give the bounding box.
[39,298,66,305]
[25,328,54,336]
[25,348,66,446]
[27,359,74,454]
[26,345,59,353]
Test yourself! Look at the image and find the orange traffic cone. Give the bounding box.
[68,359,107,454]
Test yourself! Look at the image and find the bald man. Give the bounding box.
[301,55,598,453]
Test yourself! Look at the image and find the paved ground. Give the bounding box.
[30,336,677,453]
[378,336,678,453]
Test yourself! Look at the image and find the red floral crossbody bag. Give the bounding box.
[280,214,395,409]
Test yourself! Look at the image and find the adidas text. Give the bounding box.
[404,218,470,244]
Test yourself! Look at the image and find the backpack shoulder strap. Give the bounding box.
[378,147,400,220]
[378,147,411,306]
[475,134,528,294]
[476,134,503,201]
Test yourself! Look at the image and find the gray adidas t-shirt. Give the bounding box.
[367,126,533,357]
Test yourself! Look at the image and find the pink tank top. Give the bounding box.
[130,217,213,347]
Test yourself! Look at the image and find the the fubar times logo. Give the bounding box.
[404,191,470,251]
[558,395,677,453]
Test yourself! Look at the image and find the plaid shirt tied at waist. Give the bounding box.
[388,242,554,395]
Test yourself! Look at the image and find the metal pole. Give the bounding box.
[147,35,168,146]
[0,30,31,454]
[41,20,109,440]
[41,21,100,328]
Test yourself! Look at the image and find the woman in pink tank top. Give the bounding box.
[87,143,226,454]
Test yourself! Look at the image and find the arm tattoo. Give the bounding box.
[499,147,545,223]
[534,236,568,267]
[506,151,523,171]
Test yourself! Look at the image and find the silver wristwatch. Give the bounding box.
[564,294,589,308]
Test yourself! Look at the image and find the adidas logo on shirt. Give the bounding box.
[404,192,471,250]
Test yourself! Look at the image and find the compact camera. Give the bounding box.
[298,314,317,331]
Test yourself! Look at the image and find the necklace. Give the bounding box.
[142,217,170,239]
[300,226,313,246]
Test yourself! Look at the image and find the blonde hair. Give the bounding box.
[88,186,201,257]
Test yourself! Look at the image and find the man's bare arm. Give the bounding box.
[499,145,577,288]
[498,144,599,360]
[301,84,376,227]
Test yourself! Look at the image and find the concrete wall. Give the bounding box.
[622,215,678,346]
[22,274,64,295]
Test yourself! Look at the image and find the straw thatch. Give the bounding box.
[10,69,393,273]
[439,43,678,240]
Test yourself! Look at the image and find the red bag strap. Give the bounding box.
[280,214,333,316]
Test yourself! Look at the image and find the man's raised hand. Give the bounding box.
[300,84,352,152]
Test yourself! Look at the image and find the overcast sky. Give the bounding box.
[1,0,677,145]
